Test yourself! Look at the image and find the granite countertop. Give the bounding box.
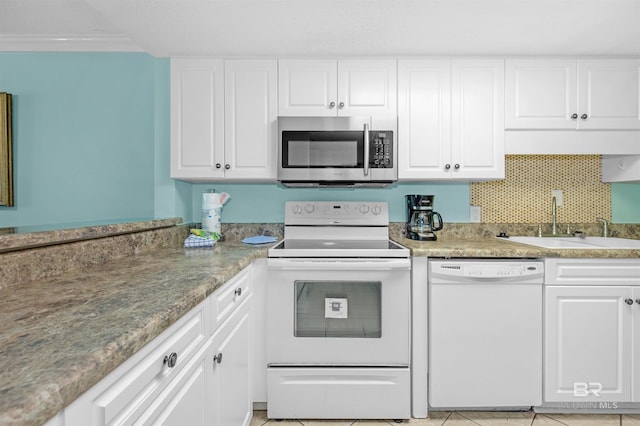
[2,231,640,426]
[0,242,269,426]
[0,218,182,253]
[398,234,640,259]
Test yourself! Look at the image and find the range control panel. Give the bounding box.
[284,201,389,226]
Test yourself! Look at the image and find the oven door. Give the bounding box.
[266,258,411,366]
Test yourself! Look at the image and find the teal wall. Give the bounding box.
[0,52,190,228]
[0,52,638,229]
[611,182,640,223]
[191,183,471,224]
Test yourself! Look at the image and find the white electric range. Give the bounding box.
[266,201,411,421]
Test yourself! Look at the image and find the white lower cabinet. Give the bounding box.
[64,301,210,425]
[544,258,640,405]
[545,285,632,402]
[136,295,253,426]
[210,294,253,426]
[60,265,254,426]
[135,342,210,425]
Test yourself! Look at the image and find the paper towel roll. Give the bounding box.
[202,192,222,209]
[202,206,222,233]
[202,192,223,233]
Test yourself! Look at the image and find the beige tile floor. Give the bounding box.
[251,410,640,426]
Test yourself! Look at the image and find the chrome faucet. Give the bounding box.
[551,196,558,235]
[596,217,609,237]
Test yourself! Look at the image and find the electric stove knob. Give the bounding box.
[371,205,382,215]
[292,204,302,214]
[304,204,315,214]
[359,204,370,214]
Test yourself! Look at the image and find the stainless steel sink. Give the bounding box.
[505,236,640,249]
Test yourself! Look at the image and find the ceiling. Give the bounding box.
[1,0,639,57]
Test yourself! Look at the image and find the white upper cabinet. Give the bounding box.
[224,59,278,180]
[579,60,640,130]
[278,59,337,116]
[278,59,397,116]
[398,59,504,180]
[506,59,640,130]
[171,58,225,180]
[397,60,451,179]
[170,58,277,182]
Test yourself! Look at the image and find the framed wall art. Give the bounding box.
[1,92,13,207]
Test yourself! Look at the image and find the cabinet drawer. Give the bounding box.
[211,267,252,331]
[545,258,640,285]
[267,367,410,419]
[134,342,210,425]
[69,302,208,425]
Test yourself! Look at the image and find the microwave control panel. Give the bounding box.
[370,131,393,168]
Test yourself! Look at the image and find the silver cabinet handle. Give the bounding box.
[445,164,451,170]
[213,353,223,364]
[234,287,242,297]
[164,352,178,368]
[329,101,336,108]
[225,164,230,170]
[636,299,640,305]
[216,163,222,169]
[571,113,578,120]
[338,102,345,109]
[625,298,634,305]
[581,114,588,120]
[454,163,460,169]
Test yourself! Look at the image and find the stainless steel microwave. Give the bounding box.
[277,116,398,187]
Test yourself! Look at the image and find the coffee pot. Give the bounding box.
[405,195,443,241]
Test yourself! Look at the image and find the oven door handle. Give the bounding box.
[268,258,411,271]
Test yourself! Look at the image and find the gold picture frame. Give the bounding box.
[1,92,14,207]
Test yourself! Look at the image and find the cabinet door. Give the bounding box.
[64,302,209,426]
[134,342,210,426]
[211,296,253,426]
[578,59,640,130]
[451,59,505,180]
[338,59,397,116]
[634,287,640,402]
[505,59,577,129]
[397,59,451,180]
[224,60,278,180]
[545,286,632,402]
[278,59,337,116]
[171,58,225,179]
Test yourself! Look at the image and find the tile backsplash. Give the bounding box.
[471,155,611,224]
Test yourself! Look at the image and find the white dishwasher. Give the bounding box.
[428,259,544,409]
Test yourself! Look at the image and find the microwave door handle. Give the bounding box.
[363,122,370,176]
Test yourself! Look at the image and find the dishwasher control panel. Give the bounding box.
[429,260,544,283]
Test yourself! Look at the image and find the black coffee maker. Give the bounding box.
[405,195,444,241]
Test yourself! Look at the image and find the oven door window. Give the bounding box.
[282,131,363,168]
[294,280,381,338]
